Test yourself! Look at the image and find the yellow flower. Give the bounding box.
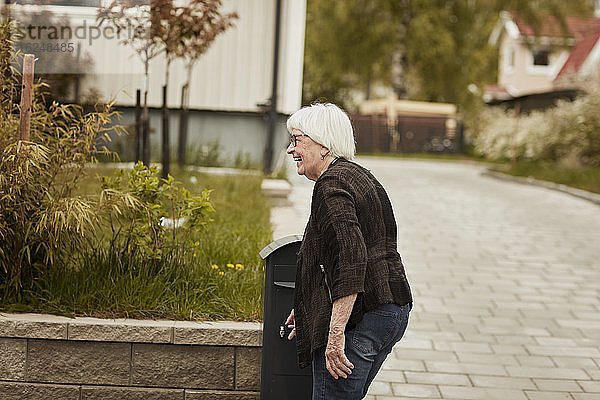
[211,264,219,270]
[235,264,244,271]
[219,271,225,276]
[227,263,234,269]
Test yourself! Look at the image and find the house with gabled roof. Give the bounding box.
[486,11,600,104]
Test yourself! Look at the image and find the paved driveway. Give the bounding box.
[270,156,600,400]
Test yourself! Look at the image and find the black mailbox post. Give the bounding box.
[259,235,312,399]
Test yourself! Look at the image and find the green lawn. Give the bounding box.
[1,165,272,321]
[489,161,600,195]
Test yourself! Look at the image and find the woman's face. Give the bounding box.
[287,128,326,181]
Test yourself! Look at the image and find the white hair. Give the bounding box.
[286,103,356,160]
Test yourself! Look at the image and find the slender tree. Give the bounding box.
[99,0,236,169]
[172,0,237,167]
[149,0,236,175]
[98,0,164,166]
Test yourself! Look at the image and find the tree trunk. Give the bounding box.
[161,85,170,179]
[178,64,192,167]
[135,89,142,162]
[143,88,150,167]
[178,83,189,167]
[142,60,151,167]
[162,58,171,178]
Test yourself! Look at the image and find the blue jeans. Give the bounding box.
[312,302,411,400]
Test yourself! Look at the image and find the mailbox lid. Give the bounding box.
[259,234,303,259]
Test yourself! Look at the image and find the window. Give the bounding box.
[532,48,550,66]
[506,46,515,69]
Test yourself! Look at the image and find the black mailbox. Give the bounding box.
[259,235,312,400]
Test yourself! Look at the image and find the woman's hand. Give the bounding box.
[285,309,296,340]
[325,327,354,379]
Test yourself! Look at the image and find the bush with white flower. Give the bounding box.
[474,87,600,166]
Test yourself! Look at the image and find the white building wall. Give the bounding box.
[9,0,305,114]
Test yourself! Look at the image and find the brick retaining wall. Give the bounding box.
[0,313,262,399]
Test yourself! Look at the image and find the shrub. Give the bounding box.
[98,162,215,271]
[474,88,600,166]
[0,20,215,302]
[0,21,122,297]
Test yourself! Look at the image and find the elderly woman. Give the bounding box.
[284,103,413,399]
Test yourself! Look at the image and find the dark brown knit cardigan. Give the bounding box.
[294,158,413,368]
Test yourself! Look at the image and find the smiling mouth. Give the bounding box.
[293,156,302,162]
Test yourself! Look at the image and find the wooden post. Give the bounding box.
[177,83,189,167]
[161,85,170,179]
[18,54,35,141]
[135,89,141,162]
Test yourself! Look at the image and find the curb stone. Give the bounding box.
[481,169,600,206]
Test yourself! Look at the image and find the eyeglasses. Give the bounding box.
[289,130,308,148]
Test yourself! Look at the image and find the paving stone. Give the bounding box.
[433,341,493,354]
[575,338,600,347]
[494,335,536,345]
[439,385,528,400]
[397,337,434,350]
[552,357,599,369]
[470,375,536,390]
[27,339,130,385]
[0,382,80,400]
[506,366,589,380]
[392,348,458,362]
[460,333,496,344]
[405,371,470,386]
[572,394,600,400]
[547,327,588,339]
[407,321,441,331]
[0,338,26,380]
[425,361,507,376]
[478,325,542,336]
[524,391,574,400]
[584,330,600,340]
[391,383,441,398]
[365,381,393,395]
[132,344,234,389]
[534,337,577,347]
[578,380,600,392]
[423,331,465,342]
[533,379,582,392]
[444,317,481,331]
[456,352,518,366]
[372,397,439,400]
[81,386,184,399]
[584,368,600,380]
[527,346,600,358]
[375,369,406,383]
[381,358,426,372]
[490,344,529,355]
[522,352,561,365]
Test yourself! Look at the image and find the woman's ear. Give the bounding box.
[320,147,330,160]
